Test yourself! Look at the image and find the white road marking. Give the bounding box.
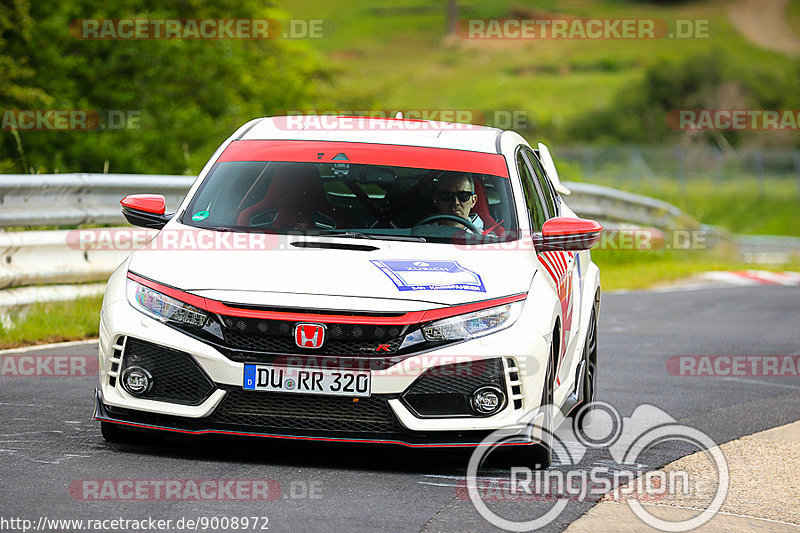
[720,376,800,390]
[0,339,97,355]
[649,270,800,292]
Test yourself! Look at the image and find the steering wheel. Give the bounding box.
[413,214,481,234]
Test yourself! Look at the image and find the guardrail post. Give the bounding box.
[793,150,800,198]
[674,146,687,195]
[754,150,765,197]
[583,147,594,179]
[715,148,724,184]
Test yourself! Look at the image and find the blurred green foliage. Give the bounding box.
[1,0,327,174]
[568,50,800,146]
[3,0,800,174]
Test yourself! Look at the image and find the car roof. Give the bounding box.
[240,115,505,154]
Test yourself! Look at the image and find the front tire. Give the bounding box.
[573,307,598,431]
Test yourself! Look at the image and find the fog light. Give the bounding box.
[121,366,153,396]
[471,386,505,415]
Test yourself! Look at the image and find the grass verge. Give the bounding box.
[593,248,799,291]
[0,295,103,350]
[568,177,800,237]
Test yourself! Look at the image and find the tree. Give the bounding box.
[1,0,327,173]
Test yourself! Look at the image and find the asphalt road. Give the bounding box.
[1,285,799,532]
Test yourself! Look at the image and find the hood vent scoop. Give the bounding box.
[290,241,379,251]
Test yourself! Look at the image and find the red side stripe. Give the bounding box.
[539,257,558,282]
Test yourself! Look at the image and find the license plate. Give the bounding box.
[243,364,371,397]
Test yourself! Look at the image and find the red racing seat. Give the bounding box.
[237,163,340,229]
[470,178,505,238]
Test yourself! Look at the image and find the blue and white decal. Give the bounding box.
[370,260,485,292]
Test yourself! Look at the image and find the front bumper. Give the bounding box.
[97,280,551,446]
[94,389,536,447]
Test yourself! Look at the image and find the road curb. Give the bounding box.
[0,338,98,355]
[565,419,800,532]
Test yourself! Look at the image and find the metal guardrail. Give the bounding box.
[564,182,700,230]
[0,173,194,227]
[0,229,135,290]
[0,174,697,229]
[0,172,759,307]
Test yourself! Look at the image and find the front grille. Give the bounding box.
[121,338,215,405]
[207,386,403,434]
[220,316,407,357]
[402,358,506,417]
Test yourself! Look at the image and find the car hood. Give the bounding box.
[127,234,534,309]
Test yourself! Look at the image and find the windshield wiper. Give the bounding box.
[321,231,426,242]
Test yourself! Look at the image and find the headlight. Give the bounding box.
[126,278,208,327]
[421,301,523,341]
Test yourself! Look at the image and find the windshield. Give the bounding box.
[183,142,518,244]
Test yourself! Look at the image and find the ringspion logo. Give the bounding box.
[466,402,728,531]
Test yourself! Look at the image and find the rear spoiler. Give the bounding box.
[534,143,571,196]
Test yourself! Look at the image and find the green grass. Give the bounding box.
[570,176,800,236]
[282,0,795,133]
[594,247,799,291]
[0,295,102,350]
[789,0,800,36]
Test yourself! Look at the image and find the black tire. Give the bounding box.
[529,342,556,469]
[573,307,598,431]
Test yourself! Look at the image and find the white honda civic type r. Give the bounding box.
[95,115,601,467]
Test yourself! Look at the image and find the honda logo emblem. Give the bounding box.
[294,323,326,349]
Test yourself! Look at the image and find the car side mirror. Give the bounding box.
[120,194,172,229]
[533,217,602,252]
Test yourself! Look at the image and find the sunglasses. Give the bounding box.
[436,190,475,202]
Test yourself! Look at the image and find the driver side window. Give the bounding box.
[516,151,546,232]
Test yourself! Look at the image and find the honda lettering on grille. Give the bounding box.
[294,323,326,349]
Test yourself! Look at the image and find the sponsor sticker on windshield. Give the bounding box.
[370,260,485,292]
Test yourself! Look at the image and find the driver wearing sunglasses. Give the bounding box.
[432,174,484,231]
